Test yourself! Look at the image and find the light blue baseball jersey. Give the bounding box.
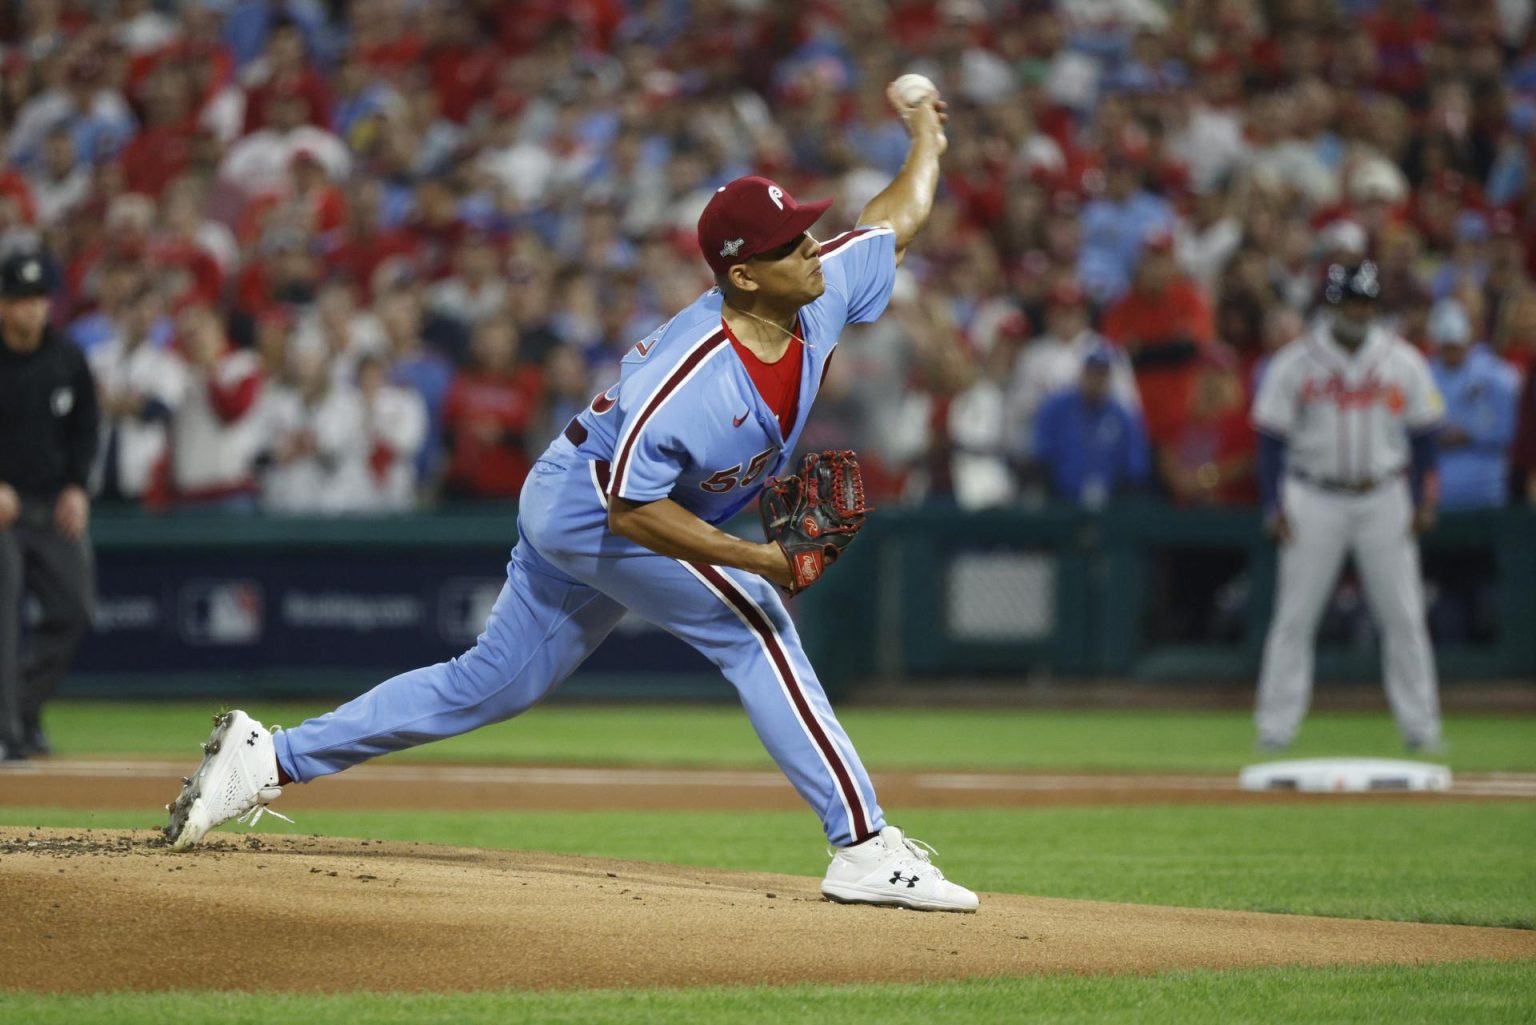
[273,224,900,847]
[553,225,897,522]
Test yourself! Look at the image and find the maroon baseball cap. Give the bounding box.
[697,176,832,275]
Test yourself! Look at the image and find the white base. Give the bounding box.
[1239,757,1451,793]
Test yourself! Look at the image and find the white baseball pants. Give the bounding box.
[1255,477,1441,746]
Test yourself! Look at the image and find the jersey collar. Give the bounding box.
[722,312,817,444]
[1315,321,1386,366]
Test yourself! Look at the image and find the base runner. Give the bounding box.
[1251,261,1445,753]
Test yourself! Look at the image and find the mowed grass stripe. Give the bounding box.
[37,702,1536,773]
[2,962,1533,1025]
[3,803,1530,928]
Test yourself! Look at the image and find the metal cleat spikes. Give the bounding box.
[181,777,192,786]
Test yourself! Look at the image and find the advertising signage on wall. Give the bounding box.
[74,550,711,680]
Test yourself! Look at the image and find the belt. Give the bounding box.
[1289,469,1403,495]
[563,418,588,447]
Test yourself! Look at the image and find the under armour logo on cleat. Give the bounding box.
[890,872,919,888]
[246,731,259,747]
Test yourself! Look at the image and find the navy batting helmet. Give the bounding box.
[1322,261,1380,305]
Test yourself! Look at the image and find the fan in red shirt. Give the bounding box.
[242,19,333,133]
[496,0,623,56]
[351,0,424,72]
[1157,348,1256,505]
[146,234,223,309]
[0,168,36,225]
[423,6,501,124]
[1362,0,1438,97]
[238,149,348,245]
[233,228,320,322]
[402,179,466,282]
[322,181,420,302]
[443,320,545,499]
[1100,231,1214,450]
[119,62,200,198]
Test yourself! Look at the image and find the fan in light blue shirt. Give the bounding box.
[1426,299,1520,510]
[1077,159,1175,302]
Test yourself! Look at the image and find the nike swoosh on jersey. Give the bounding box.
[733,411,750,427]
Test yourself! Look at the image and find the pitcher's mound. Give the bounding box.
[2,828,1531,993]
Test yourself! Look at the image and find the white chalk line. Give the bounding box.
[4,761,1534,798]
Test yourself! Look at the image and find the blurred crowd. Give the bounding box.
[6,0,1536,515]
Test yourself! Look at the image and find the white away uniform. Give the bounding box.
[1251,323,1445,747]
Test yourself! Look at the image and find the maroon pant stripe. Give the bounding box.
[692,561,872,843]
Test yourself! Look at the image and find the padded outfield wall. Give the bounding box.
[62,504,1536,701]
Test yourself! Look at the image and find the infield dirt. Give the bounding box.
[3,825,1534,993]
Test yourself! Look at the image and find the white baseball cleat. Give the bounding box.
[165,710,290,851]
[821,825,979,913]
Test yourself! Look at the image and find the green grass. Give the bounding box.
[9,702,1533,1020]
[38,702,1536,773]
[6,802,1532,928]
[2,962,1532,1025]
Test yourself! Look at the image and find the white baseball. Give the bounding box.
[891,73,938,109]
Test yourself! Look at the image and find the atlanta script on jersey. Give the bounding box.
[1252,322,1444,484]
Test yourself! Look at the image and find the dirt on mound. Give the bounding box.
[2,827,1532,993]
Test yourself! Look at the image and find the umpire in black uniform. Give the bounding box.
[0,252,99,760]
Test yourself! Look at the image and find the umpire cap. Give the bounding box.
[0,252,52,299]
[1322,260,1380,305]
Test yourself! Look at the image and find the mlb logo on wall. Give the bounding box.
[437,578,504,645]
[178,580,264,645]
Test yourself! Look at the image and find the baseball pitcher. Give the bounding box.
[165,85,978,912]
